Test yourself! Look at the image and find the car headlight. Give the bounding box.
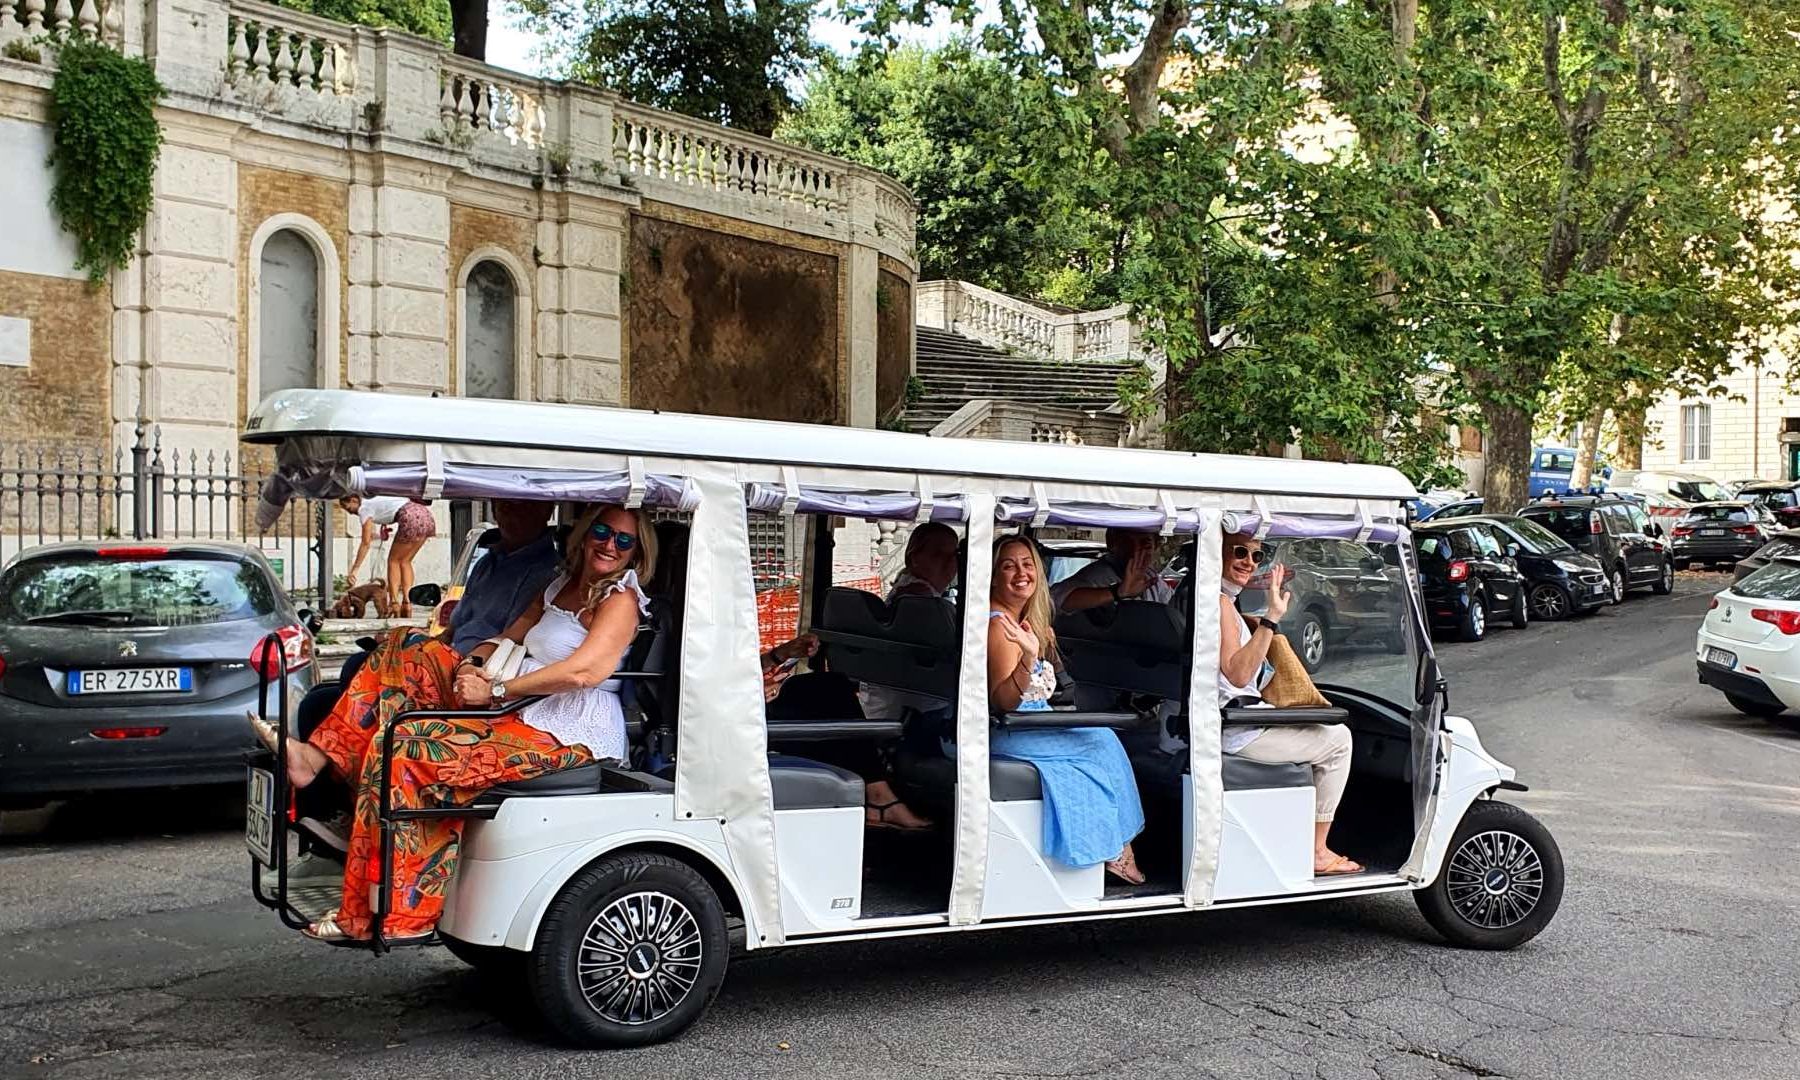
[1553,560,1587,573]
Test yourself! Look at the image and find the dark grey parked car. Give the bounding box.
[0,541,315,809]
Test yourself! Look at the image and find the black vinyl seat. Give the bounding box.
[475,757,861,810]
[894,747,1043,802]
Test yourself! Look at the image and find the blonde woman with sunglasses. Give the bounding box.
[1218,531,1362,876]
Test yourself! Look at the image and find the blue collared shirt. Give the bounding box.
[449,531,562,654]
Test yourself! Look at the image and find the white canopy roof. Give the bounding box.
[244,390,1419,503]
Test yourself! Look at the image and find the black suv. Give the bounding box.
[1517,493,1675,602]
[1257,537,1407,671]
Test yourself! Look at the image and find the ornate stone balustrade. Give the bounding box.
[0,0,124,58]
[612,100,847,218]
[226,0,355,97]
[916,280,1144,363]
[438,55,547,148]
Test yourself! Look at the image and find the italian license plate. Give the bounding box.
[1705,646,1737,669]
[66,667,192,695]
[246,766,276,866]
[1700,528,1724,537]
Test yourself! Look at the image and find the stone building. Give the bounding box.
[0,0,917,466]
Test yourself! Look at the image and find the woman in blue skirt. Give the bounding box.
[986,534,1146,883]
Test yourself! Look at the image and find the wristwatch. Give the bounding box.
[1260,620,1281,635]
[490,679,507,702]
[1109,582,1123,604]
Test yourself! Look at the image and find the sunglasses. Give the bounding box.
[588,521,638,552]
[1230,544,1266,565]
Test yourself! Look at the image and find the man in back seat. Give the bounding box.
[1051,528,1175,613]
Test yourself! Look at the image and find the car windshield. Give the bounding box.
[1757,538,1800,560]
[1673,479,1728,502]
[1750,489,1799,510]
[1685,505,1751,523]
[1432,503,1480,520]
[1520,507,1591,541]
[1731,560,1800,601]
[0,554,278,627]
[1504,518,1575,554]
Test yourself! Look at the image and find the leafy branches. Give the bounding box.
[48,37,164,285]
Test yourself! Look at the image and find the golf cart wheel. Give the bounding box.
[530,851,729,1048]
[1458,593,1487,643]
[1528,584,1569,621]
[1294,609,1329,672]
[1725,693,1785,719]
[1651,560,1674,595]
[1416,800,1563,950]
[1509,591,1529,629]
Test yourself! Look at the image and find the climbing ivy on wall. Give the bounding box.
[48,37,164,284]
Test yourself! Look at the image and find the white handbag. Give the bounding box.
[482,637,529,681]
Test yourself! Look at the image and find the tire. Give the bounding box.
[1458,592,1487,643]
[1607,565,1626,605]
[1651,560,1674,595]
[1725,693,1786,719]
[1294,609,1329,672]
[1509,591,1529,629]
[529,851,729,1048]
[1527,584,1570,621]
[1416,800,1564,950]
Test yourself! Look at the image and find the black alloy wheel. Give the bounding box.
[1528,584,1569,621]
[1651,560,1674,595]
[1416,800,1564,950]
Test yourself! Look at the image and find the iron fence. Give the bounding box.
[0,424,331,603]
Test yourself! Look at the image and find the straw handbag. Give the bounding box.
[1262,631,1331,708]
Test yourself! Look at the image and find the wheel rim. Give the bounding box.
[1470,599,1485,635]
[1301,618,1325,666]
[1445,829,1545,929]
[1662,563,1673,590]
[1610,570,1624,603]
[577,891,704,1026]
[1530,586,1566,620]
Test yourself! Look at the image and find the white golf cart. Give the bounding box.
[243,389,1562,1048]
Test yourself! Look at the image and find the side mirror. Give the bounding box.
[1505,543,1522,558]
[409,583,442,607]
[297,608,324,636]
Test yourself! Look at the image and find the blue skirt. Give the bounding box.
[991,726,1145,868]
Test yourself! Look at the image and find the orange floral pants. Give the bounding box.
[308,629,591,938]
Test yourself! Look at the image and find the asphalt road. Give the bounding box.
[3,570,1797,1080]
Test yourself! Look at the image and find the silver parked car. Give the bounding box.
[0,541,315,809]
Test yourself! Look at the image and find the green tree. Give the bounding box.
[274,0,452,44]
[524,0,816,135]
[780,42,1121,304]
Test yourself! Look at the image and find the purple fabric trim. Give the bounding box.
[992,500,1203,533]
[744,485,968,522]
[356,463,698,509]
[1226,512,1402,544]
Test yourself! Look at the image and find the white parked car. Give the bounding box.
[1696,557,1800,719]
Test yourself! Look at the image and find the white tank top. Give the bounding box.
[1218,600,1266,755]
[517,571,650,763]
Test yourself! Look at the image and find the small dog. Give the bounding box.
[332,580,390,619]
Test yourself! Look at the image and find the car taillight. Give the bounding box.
[1751,608,1800,635]
[1709,596,1720,610]
[1734,525,1759,536]
[95,545,169,558]
[1589,516,1602,534]
[1672,526,1693,538]
[251,625,312,679]
[91,727,168,739]
[0,653,7,680]
[435,598,458,628]
[1447,560,1470,582]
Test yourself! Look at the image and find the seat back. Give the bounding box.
[1055,600,1188,701]
[815,586,959,701]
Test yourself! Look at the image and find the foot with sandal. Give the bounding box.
[864,779,932,832]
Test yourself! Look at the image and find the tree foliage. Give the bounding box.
[844,1,1799,505]
[274,0,453,43]
[780,42,1122,305]
[524,0,816,135]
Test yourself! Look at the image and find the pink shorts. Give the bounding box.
[392,501,436,543]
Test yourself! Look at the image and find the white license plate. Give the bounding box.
[66,667,192,695]
[1699,528,1724,537]
[246,766,276,866]
[1705,646,1737,669]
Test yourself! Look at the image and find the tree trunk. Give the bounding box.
[451,0,487,60]
[1480,400,1534,515]
[1614,401,1646,468]
[1572,402,1605,487]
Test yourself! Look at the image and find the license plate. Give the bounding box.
[246,766,276,866]
[1591,583,1611,595]
[1699,528,1724,537]
[1705,646,1737,669]
[66,667,192,695]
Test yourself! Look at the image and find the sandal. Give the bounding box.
[247,709,280,755]
[1315,854,1365,876]
[302,911,432,943]
[1104,855,1146,886]
[865,799,932,832]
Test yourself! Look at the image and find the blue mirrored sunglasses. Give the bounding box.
[588,521,638,551]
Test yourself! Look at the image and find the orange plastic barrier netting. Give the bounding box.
[755,577,880,652]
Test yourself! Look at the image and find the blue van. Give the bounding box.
[1529,447,1609,498]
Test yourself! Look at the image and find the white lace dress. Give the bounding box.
[516,571,650,763]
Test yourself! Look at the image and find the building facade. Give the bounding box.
[1641,362,1800,486]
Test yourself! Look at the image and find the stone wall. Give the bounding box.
[875,264,913,425]
[626,208,843,424]
[0,269,112,456]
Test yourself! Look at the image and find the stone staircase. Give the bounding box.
[905,326,1140,434]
